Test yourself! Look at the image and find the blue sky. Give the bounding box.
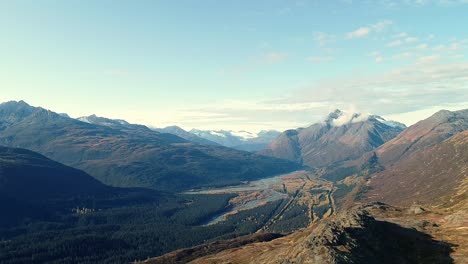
[1,0,467,131]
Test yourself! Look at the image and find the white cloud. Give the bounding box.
[372,20,393,32]
[405,37,418,43]
[394,32,408,38]
[332,111,370,126]
[347,27,371,39]
[176,61,468,131]
[393,52,413,59]
[368,51,385,63]
[384,102,468,125]
[416,54,441,64]
[375,56,385,63]
[387,40,403,47]
[313,32,336,46]
[347,20,392,39]
[416,43,429,50]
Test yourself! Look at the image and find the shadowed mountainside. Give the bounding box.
[0,146,109,201]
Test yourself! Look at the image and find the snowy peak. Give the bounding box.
[373,115,407,129]
[189,129,281,151]
[76,114,152,132]
[154,126,220,146]
[324,109,406,129]
[77,114,130,126]
[229,130,258,140]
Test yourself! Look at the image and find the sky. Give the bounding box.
[1,0,467,132]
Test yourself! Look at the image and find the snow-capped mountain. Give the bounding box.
[189,129,281,152]
[260,109,407,168]
[153,126,220,146]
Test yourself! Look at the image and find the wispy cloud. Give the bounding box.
[173,61,468,130]
[416,54,441,64]
[347,20,392,39]
[368,51,385,63]
[405,37,418,43]
[313,32,336,46]
[387,40,403,47]
[387,35,418,47]
[347,27,371,39]
[393,52,413,59]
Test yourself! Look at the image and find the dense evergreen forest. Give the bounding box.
[0,191,289,263]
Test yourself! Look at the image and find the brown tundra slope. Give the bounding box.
[145,204,457,264]
[376,109,468,165]
[366,130,468,208]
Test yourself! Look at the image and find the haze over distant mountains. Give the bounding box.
[0,100,299,191]
[153,125,220,146]
[78,115,280,152]
[189,129,281,151]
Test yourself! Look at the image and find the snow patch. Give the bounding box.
[77,117,91,123]
[230,130,258,140]
[210,131,227,138]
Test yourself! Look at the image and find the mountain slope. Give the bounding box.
[0,101,299,191]
[260,110,405,168]
[150,204,454,264]
[77,114,152,133]
[154,125,220,146]
[0,146,119,226]
[376,109,468,165]
[0,146,109,201]
[367,130,468,208]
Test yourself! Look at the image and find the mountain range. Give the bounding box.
[189,129,281,151]
[1,100,467,263]
[0,101,299,191]
[153,125,221,146]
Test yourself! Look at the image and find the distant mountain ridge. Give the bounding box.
[154,125,220,146]
[190,129,281,152]
[0,101,299,192]
[259,109,406,168]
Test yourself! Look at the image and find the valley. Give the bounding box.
[186,170,338,230]
[0,101,466,263]
[3,2,468,263]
